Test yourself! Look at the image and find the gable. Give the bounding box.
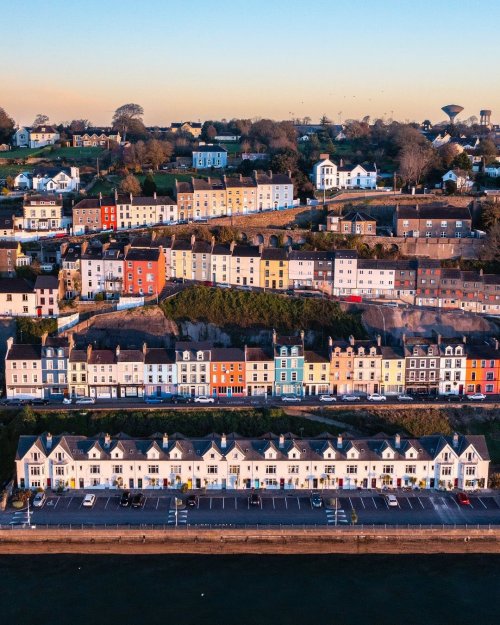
[202,444,222,461]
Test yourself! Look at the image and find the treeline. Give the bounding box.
[161,286,365,339]
[16,318,57,344]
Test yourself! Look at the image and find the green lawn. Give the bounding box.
[0,164,29,178]
[0,146,103,162]
[220,142,241,154]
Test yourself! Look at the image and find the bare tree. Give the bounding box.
[112,103,144,141]
[146,139,166,170]
[399,144,434,186]
[119,174,141,195]
[32,114,50,127]
[135,140,148,168]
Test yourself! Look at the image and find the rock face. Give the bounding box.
[362,306,497,344]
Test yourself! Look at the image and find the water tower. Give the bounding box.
[480,109,492,127]
[441,104,464,124]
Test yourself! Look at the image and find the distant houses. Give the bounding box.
[192,144,228,169]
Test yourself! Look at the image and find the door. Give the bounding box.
[46,478,51,488]
[397,478,401,488]
[430,478,435,488]
[272,280,276,289]
[79,478,84,488]
[454,478,458,489]
[222,478,227,490]
[371,478,377,488]
[129,478,134,488]
[255,479,260,489]
[156,386,161,397]
[138,478,143,489]
[280,478,285,489]
[163,478,168,488]
[190,387,196,396]
[362,478,368,488]
[313,478,318,488]
[338,478,343,488]
[196,478,201,489]
[243,277,247,285]
[459,385,463,395]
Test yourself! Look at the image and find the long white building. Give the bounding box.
[15,432,489,492]
[311,155,377,190]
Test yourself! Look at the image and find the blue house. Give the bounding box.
[273,330,305,396]
[192,144,228,169]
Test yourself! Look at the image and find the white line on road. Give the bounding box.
[372,497,378,509]
[348,497,354,510]
[478,498,488,509]
[53,497,60,509]
[449,497,460,509]
[156,498,160,510]
[440,497,448,509]
[66,497,73,509]
[210,498,212,510]
[104,497,110,510]
[272,498,275,510]
[417,497,425,509]
[407,497,413,510]
[222,498,225,510]
[297,497,301,510]
[235,497,237,510]
[285,498,288,510]
[360,498,366,509]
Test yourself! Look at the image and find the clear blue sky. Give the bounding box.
[3,0,499,126]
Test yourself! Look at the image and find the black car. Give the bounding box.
[186,495,198,507]
[1,398,27,406]
[29,398,50,406]
[170,395,192,404]
[249,493,261,507]
[119,491,132,507]
[131,493,145,508]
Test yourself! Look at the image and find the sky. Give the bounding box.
[3,0,500,127]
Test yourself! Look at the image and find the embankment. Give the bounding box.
[0,527,498,555]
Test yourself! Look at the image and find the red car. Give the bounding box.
[456,492,470,506]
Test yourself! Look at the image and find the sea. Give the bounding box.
[1,554,498,625]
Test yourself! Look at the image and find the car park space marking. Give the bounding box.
[104,497,110,510]
[482,497,499,510]
[222,497,225,510]
[406,497,413,509]
[156,498,160,510]
[371,497,378,509]
[210,498,212,510]
[348,497,354,510]
[359,498,366,509]
[477,498,488,509]
[297,497,300,510]
[284,497,288,510]
[448,497,460,509]
[66,497,73,509]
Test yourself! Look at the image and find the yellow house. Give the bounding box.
[304,351,330,395]
[260,248,289,290]
[224,176,257,215]
[380,346,405,395]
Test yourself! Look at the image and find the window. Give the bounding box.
[346,465,357,474]
[229,465,239,474]
[383,465,394,474]
[405,465,416,474]
[90,465,100,474]
[288,465,299,474]
[266,465,277,474]
[112,465,123,474]
[441,466,452,476]
[207,465,218,474]
[324,465,335,474]
[148,465,159,474]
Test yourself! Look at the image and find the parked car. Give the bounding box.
[186,495,198,507]
[170,395,192,404]
[281,394,301,402]
[32,492,46,508]
[385,494,398,508]
[367,393,387,402]
[467,393,486,401]
[29,398,50,406]
[1,398,27,406]
[397,394,414,402]
[82,494,96,508]
[144,397,163,404]
[319,394,337,402]
[131,493,145,508]
[249,493,261,507]
[238,285,252,291]
[285,289,295,296]
[75,397,95,404]
[456,492,470,506]
[341,394,360,402]
[119,491,132,507]
[311,493,323,508]
[62,397,73,405]
[194,395,215,404]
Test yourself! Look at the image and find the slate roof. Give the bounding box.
[34,275,59,290]
[396,204,471,220]
[0,278,33,293]
[144,348,176,365]
[341,210,376,223]
[261,248,287,261]
[124,247,161,262]
[210,347,245,362]
[232,245,261,257]
[245,347,273,362]
[194,145,227,153]
[6,343,41,360]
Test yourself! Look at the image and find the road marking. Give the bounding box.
[285,498,288,510]
[260,498,263,510]
[360,498,366,509]
[372,497,378,509]
[143,497,148,508]
[440,497,448,509]
[297,497,301,510]
[348,497,354,510]
[478,498,487,509]
[222,498,225,510]
[53,497,60,509]
[449,497,460,508]
[104,497,110,510]
[272,497,275,510]
[407,497,413,510]
[156,498,160,510]
[210,498,212,510]
[66,497,73,509]
[417,497,425,509]
[383,498,389,510]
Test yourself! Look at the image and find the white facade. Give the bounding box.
[356,263,396,297]
[80,250,124,300]
[288,255,314,288]
[29,126,60,148]
[13,127,30,147]
[22,196,63,231]
[312,157,377,190]
[15,433,490,491]
[333,253,358,295]
[439,343,467,396]
[144,354,177,397]
[193,145,228,169]
[176,346,211,396]
[230,248,261,287]
[442,170,473,191]
[15,167,80,193]
[117,196,177,230]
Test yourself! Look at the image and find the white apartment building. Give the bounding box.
[288,251,315,289]
[29,125,60,148]
[244,347,275,397]
[0,278,37,316]
[22,195,63,231]
[311,155,377,190]
[176,344,211,396]
[230,245,261,288]
[333,251,358,296]
[80,244,125,300]
[144,348,177,397]
[116,194,177,230]
[254,171,293,210]
[438,341,467,396]
[15,432,490,491]
[356,260,396,298]
[5,338,44,399]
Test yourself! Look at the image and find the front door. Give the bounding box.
[397,478,401,488]
[156,386,161,397]
[196,478,201,489]
[338,478,343,488]
[272,280,276,289]
[313,478,318,488]
[163,478,169,488]
[138,478,142,488]
[430,478,435,488]
[371,478,377,488]
[222,479,226,490]
[47,478,51,488]
[79,478,84,488]
[280,478,285,489]
[129,478,134,488]
[255,479,260,489]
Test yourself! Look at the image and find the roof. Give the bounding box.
[261,248,287,261]
[194,144,227,153]
[232,245,261,258]
[396,203,471,220]
[0,278,33,294]
[31,125,57,134]
[0,214,14,230]
[144,348,176,365]
[211,347,245,362]
[289,251,335,261]
[176,181,193,194]
[341,210,376,223]
[334,250,358,259]
[254,171,292,185]
[88,350,115,365]
[7,343,41,360]
[0,240,18,249]
[34,275,59,290]
[23,195,63,206]
[304,350,329,363]
[224,176,256,188]
[125,247,161,262]
[245,347,273,362]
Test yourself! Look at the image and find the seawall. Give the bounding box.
[0,527,498,555]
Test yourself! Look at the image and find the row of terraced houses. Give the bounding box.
[5,332,500,401]
[59,237,500,314]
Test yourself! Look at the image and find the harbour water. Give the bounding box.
[2,554,498,624]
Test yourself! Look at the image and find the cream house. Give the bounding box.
[0,278,37,316]
[244,346,275,396]
[176,343,211,396]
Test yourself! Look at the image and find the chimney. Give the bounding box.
[98,192,102,202]
[494,338,499,351]
[221,433,227,449]
[279,434,285,449]
[328,336,333,347]
[114,188,118,201]
[104,433,111,448]
[349,335,355,346]
[115,345,120,357]
[376,334,382,347]
[437,333,442,345]
[230,240,236,253]
[300,329,305,344]
[337,434,343,449]
[129,193,133,203]
[46,432,53,449]
[190,233,196,246]
[462,336,467,344]
[395,433,401,449]
[162,433,169,449]
[319,153,329,160]
[142,342,147,355]
[41,332,48,346]
[86,344,92,360]
[272,329,277,345]
[452,432,459,449]
[153,191,157,200]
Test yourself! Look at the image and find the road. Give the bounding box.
[3,491,499,528]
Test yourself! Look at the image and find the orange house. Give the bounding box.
[465,343,500,395]
[210,347,246,397]
[101,198,117,230]
[123,246,165,296]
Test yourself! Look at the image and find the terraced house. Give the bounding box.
[15,432,490,492]
[273,331,305,396]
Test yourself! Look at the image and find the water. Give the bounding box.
[1,554,498,625]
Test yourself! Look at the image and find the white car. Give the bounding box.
[62,397,72,405]
[194,396,215,403]
[385,494,398,508]
[281,394,301,402]
[82,494,96,508]
[367,393,387,402]
[467,393,486,401]
[319,394,337,402]
[341,395,360,402]
[32,492,46,508]
[397,394,414,402]
[75,397,95,404]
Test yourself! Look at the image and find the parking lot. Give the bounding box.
[2,491,499,528]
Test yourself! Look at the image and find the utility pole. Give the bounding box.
[96,157,100,178]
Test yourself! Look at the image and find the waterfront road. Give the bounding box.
[2,491,499,528]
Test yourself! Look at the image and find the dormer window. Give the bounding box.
[291,347,298,356]
[281,347,287,356]
[197,351,203,361]
[183,351,189,361]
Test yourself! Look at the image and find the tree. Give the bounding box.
[134,140,148,168]
[270,149,298,174]
[32,114,50,127]
[112,103,144,141]
[141,172,157,196]
[146,139,167,170]
[119,173,141,195]
[477,138,498,162]
[0,107,15,144]
[444,180,457,194]
[480,199,500,231]
[69,119,91,133]
[398,143,435,186]
[205,124,217,140]
[480,222,500,262]
[451,151,472,171]
[320,114,332,126]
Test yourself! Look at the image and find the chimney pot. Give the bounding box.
[395,433,401,449]
[221,433,227,449]
[279,434,285,449]
[337,434,343,449]
[452,432,459,448]
[104,433,111,448]
[162,433,169,449]
[46,432,53,449]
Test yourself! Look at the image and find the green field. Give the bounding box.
[89,172,203,197]
[0,146,104,162]
[0,164,29,178]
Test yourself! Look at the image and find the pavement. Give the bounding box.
[3,490,499,528]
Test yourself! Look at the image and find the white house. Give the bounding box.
[144,347,177,397]
[14,432,490,491]
[288,251,315,288]
[438,341,467,396]
[13,127,30,148]
[29,126,60,148]
[254,170,294,210]
[15,167,80,193]
[311,155,377,190]
[431,133,451,148]
[192,144,228,169]
[356,260,396,298]
[484,163,500,178]
[442,169,474,192]
[333,250,358,296]
[214,134,240,142]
